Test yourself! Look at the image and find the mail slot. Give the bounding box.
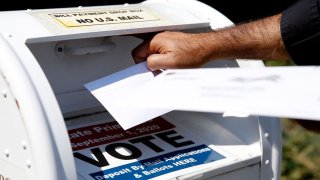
[0,0,281,179]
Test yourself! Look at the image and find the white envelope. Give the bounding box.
[85,62,172,130]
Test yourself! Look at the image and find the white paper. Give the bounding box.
[117,66,320,121]
[84,62,172,130]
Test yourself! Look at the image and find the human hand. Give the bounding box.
[132,31,209,71]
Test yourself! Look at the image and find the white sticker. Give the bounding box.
[48,8,160,28]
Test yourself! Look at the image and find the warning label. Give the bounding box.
[48,8,160,28]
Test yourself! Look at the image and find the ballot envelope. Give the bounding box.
[0,0,281,179]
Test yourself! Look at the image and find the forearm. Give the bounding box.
[132,13,292,70]
[196,13,291,62]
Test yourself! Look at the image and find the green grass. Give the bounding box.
[281,120,320,180]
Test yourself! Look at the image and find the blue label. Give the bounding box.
[90,144,225,180]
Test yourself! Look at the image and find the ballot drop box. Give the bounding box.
[0,0,281,179]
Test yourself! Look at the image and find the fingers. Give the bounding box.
[131,32,158,64]
[132,39,151,64]
[133,45,181,71]
[132,31,183,70]
[147,54,175,71]
[132,41,174,71]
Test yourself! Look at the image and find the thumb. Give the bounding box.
[147,53,175,71]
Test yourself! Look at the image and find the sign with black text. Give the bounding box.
[49,8,160,28]
[68,117,228,179]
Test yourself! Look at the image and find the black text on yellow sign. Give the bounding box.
[49,9,160,28]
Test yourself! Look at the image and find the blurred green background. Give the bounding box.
[281,119,320,180]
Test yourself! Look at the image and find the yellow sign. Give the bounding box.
[49,8,160,28]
